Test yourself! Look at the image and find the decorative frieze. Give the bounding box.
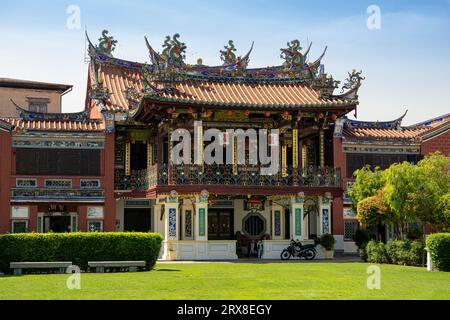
[11,188,104,202]
[13,137,104,149]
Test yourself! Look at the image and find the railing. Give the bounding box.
[115,164,341,191]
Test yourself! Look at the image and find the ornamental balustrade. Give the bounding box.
[114,164,340,191]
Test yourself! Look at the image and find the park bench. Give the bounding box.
[88,261,146,273]
[10,262,73,275]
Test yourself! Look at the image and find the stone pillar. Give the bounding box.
[162,194,180,260]
[318,193,332,236]
[290,194,305,240]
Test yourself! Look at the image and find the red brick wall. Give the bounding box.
[0,129,12,233]
[332,137,346,236]
[421,130,450,156]
[103,132,116,231]
[333,137,346,186]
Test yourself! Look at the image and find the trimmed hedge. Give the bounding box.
[366,240,424,266]
[426,233,450,272]
[386,240,424,266]
[0,232,163,274]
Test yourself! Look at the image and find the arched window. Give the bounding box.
[243,213,266,237]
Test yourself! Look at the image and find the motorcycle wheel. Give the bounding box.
[280,250,291,260]
[304,249,316,260]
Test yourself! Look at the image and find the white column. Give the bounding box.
[194,194,208,241]
[37,213,44,233]
[318,194,332,235]
[70,212,78,232]
[290,194,305,241]
[271,203,284,240]
[162,195,180,260]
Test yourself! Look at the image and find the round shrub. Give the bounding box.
[366,241,389,264]
[0,232,163,274]
[319,233,336,251]
[426,233,450,272]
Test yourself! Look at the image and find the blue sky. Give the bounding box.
[1,0,449,124]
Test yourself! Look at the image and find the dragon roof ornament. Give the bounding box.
[280,40,312,68]
[332,69,365,100]
[96,30,118,57]
[160,33,187,69]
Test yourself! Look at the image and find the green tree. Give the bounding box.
[356,191,391,240]
[406,153,450,231]
[348,165,385,213]
[383,161,419,239]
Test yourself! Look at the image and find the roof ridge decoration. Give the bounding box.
[11,99,89,122]
[333,69,365,100]
[407,113,450,129]
[344,110,408,130]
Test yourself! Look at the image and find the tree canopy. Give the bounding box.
[349,152,450,237]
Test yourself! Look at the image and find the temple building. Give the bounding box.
[0,31,448,259]
[84,32,363,259]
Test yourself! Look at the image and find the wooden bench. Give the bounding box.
[88,261,146,273]
[10,262,73,275]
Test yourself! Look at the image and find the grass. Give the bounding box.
[0,262,449,300]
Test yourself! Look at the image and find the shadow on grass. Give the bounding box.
[155,269,182,272]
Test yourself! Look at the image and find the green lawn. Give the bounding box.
[0,262,449,300]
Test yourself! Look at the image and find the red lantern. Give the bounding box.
[167,107,174,114]
[283,111,289,118]
[264,111,271,118]
[187,107,194,114]
[318,112,324,119]
[227,110,234,116]
[245,111,251,116]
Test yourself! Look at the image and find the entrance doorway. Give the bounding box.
[208,209,234,240]
[305,199,319,239]
[44,216,71,233]
[124,208,152,232]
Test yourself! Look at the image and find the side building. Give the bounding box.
[333,112,450,251]
[0,108,116,234]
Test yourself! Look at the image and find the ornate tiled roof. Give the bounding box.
[3,118,104,132]
[342,112,450,141]
[86,31,362,113]
[1,104,105,132]
[95,65,354,111]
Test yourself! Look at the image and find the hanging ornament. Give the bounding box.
[264,111,271,118]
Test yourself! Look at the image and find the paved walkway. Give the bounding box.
[157,255,363,264]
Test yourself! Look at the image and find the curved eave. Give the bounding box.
[140,95,357,109]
